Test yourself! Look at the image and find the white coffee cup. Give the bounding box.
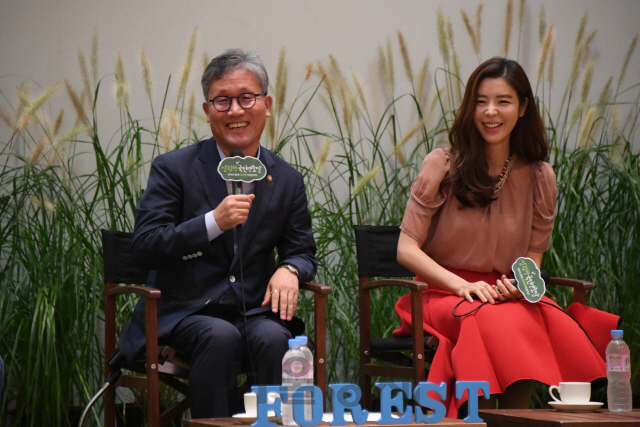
[548,382,591,404]
[243,391,279,416]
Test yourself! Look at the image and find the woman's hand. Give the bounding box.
[493,275,523,300]
[458,281,501,304]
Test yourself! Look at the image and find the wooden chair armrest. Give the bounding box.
[548,277,594,291]
[300,282,332,295]
[106,284,161,298]
[362,278,428,291]
[547,277,593,305]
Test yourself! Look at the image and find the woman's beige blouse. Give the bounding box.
[401,148,557,274]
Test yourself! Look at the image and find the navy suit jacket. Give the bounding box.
[118,138,317,362]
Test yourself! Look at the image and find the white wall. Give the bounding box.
[1,0,639,154]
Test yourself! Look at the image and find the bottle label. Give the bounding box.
[283,356,312,378]
[607,354,630,372]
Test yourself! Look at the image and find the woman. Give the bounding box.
[393,57,618,417]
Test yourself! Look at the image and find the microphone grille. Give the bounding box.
[229,150,244,158]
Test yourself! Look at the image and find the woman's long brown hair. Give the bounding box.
[444,57,548,207]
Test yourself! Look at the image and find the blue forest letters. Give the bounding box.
[250,381,489,426]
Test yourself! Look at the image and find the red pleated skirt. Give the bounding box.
[392,269,619,418]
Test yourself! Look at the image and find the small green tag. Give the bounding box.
[217,156,267,182]
[511,257,545,303]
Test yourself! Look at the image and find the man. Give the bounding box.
[118,48,317,417]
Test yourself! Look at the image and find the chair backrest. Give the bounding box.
[353,225,414,278]
[101,229,149,284]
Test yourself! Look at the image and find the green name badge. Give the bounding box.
[511,257,545,303]
[217,156,267,182]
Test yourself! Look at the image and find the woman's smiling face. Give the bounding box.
[474,77,528,150]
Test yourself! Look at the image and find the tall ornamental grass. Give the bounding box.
[0,3,639,425]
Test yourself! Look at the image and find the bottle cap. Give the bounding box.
[288,338,301,348]
[611,329,623,339]
[296,336,308,345]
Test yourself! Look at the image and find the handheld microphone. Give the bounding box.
[229,149,244,196]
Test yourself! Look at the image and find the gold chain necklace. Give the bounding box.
[493,155,512,193]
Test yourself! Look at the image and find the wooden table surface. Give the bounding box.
[478,409,640,427]
[184,416,486,426]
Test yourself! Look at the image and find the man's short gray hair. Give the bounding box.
[201,48,269,100]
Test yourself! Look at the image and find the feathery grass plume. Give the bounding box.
[393,119,426,156]
[396,147,408,167]
[187,91,196,133]
[304,63,313,81]
[29,137,48,164]
[503,0,513,57]
[618,34,638,87]
[518,0,525,30]
[581,31,596,68]
[266,116,276,149]
[43,199,56,213]
[316,61,334,99]
[377,44,390,94]
[91,29,99,86]
[475,4,483,57]
[17,83,61,131]
[159,107,179,152]
[568,42,585,92]
[517,0,526,57]
[65,80,90,128]
[461,9,479,58]
[436,7,449,64]
[610,106,619,140]
[598,76,613,108]
[53,125,89,150]
[352,71,368,111]
[203,52,210,71]
[536,25,554,88]
[328,54,344,80]
[140,47,153,103]
[547,40,555,88]
[538,5,547,43]
[115,53,129,109]
[46,124,89,167]
[314,138,332,176]
[386,39,395,92]
[398,31,413,83]
[574,11,588,50]
[339,81,353,134]
[0,106,16,128]
[580,61,594,105]
[577,106,596,148]
[415,56,430,104]
[53,109,64,136]
[78,49,92,105]
[16,81,29,112]
[177,27,197,101]
[352,165,381,195]
[275,48,288,118]
[159,111,172,153]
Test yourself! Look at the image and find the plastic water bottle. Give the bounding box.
[282,338,304,425]
[295,336,314,420]
[606,329,632,412]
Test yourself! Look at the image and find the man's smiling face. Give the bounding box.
[202,67,272,157]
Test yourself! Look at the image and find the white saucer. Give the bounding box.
[232,412,279,424]
[548,401,603,411]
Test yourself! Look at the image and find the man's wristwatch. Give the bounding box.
[280,263,299,276]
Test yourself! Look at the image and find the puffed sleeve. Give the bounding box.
[400,148,450,246]
[529,161,558,252]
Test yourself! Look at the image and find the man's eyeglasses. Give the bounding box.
[208,92,266,112]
